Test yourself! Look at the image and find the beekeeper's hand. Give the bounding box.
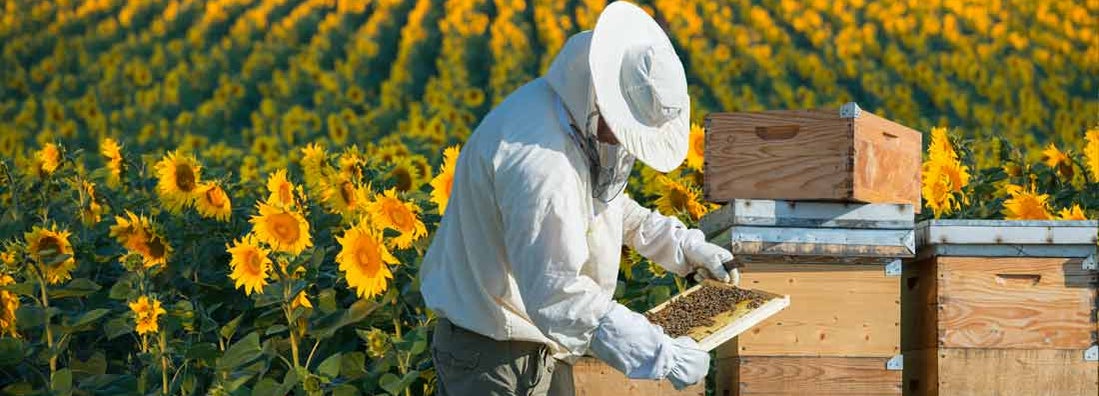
[666,336,710,390]
[682,230,739,285]
[589,304,711,389]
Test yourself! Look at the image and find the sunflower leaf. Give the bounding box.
[48,278,100,299]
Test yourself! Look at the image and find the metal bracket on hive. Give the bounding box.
[886,354,903,370]
[839,102,862,118]
[1085,345,1098,362]
[884,259,902,277]
[1082,254,1097,271]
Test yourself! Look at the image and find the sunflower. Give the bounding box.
[227,235,271,296]
[195,182,232,221]
[373,142,410,165]
[300,143,331,192]
[35,143,62,177]
[24,225,75,284]
[153,151,202,213]
[328,114,349,145]
[654,176,709,221]
[80,181,106,226]
[921,127,970,218]
[338,147,367,181]
[1041,142,1073,179]
[266,169,298,208]
[364,328,389,358]
[463,88,485,107]
[386,156,425,192]
[1085,128,1099,181]
[685,123,705,171]
[337,223,396,299]
[1002,183,1053,220]
[1058,204,1087,220]
[109,211,171,269]
[0,274,19,337]
[368,188,427,249]
[250,202,313,255]
[129,296,166,335]
[321,176,369,217]
[429,145,460,215]
[100,138,123,188]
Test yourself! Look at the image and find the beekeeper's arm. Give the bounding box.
[621,195,739,285]
[496,150,707,389]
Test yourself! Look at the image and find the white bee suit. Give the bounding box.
[420,3,735,392]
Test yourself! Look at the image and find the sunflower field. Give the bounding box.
[0,0,1096,394]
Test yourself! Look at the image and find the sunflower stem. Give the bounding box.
[282,269,301,372]
[37,269,56,387]
[159,330,169,395]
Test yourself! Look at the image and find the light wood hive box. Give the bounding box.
[902,220,1099,396]
[699,200,915,395]
[569,357,704,395]
[703,102,922,212]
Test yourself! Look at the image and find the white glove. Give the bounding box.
[666,336,710,390]
[682,230,739,285]
[588,304,711,388]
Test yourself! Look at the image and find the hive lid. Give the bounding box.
[709,225,915,265]
[699,199,914,238]
[915,219,1098,260]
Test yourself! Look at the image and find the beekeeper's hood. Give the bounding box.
[545,1,691,173]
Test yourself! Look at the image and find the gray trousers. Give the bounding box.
[431,318,575,396]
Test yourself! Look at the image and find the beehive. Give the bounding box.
[902,220,1099,395]
[701,199,915,395]
[568,357,704,395]
[703,102,922,211]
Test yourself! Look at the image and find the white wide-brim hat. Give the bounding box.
[590,1,690,173]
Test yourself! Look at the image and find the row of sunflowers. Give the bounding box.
[0,0,1096,394]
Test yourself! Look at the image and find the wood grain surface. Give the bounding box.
[904,348,1099,396]
[570,357,704,396]
[715,356,902,395]
[936,257,1095,349]
[719,263,901,357]
[704,110,853,202]
[851,111,922,210]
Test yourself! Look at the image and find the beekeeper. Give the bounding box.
[419,2,739,394]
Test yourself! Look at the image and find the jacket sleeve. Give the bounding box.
[619,195,700,276]
[495,146,614,355]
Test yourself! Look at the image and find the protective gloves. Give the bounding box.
[682,229,740,285]
[589,304,711,390]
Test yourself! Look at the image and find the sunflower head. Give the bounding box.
[1041,142,1073,179]
[1058,204,1087,220]
[429,145,461,215]
[300,143,331,192]
[1002,183,1053,220]
[196,182,232,221]
[336,222,397,299]
[654,176,708,221]
[386,156,425,193]
[0,274,19,337]
[1083,129,1099,181]
[250,202,313,256]
[24,225,75,284]
[368,189,427,249]
[100,137,123,187]
[154,151,202,213]
[266,169,298,208]
[80,180,106,226]
[35,143,62,177]
[686,123,705,171]
[364,328,389,358]
[227,235,271,296]
[322,176,368,217]
[109,211,171,270]
[129,296,166,335]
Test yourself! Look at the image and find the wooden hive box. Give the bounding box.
[701,200,915,395]
[703,102,922,211]
[902,220,1099,396]
[569,357,704,395]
